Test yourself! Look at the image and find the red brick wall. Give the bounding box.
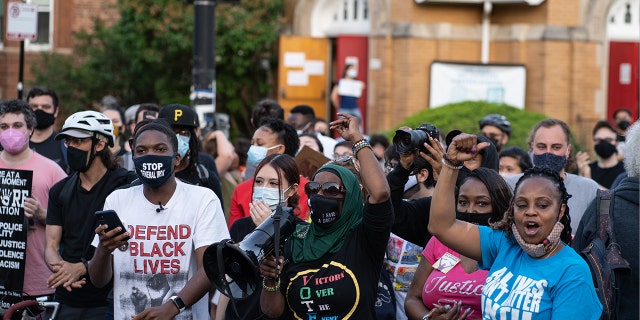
[0,0,119,99]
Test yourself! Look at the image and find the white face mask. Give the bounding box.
[252,186,292,210]
[347,69,358,78]
[500,172,516,179]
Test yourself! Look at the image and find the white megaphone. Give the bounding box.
[203,206,296,299]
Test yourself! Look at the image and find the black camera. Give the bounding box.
[393,124,440,153]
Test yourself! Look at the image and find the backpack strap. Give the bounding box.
[58,173,78,206]
[596,189,613,242]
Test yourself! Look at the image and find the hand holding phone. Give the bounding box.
[95,210,130,241]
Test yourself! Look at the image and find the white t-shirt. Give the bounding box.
[100,180,229,320]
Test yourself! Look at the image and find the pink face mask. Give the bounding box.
[0,128,29,154]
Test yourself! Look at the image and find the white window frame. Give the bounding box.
[312,0,370,37]
[25,0,53,51]
[607,0,640,41]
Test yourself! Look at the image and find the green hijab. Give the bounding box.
[291,164,363,263]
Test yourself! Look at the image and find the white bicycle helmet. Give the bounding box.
[57,110,115,146]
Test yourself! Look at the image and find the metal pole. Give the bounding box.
[481,1,492,64]
[191,0,216,115]
[18,40,25,99]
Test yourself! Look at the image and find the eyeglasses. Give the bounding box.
[304,181,346,197]
[64,137,92,147]
[333,152,353,159]
[332,155,360,173]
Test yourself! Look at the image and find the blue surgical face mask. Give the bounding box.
[252,186,291,210]
[532,152,567,172]
[246,145,282,167]
[176,134,190,159]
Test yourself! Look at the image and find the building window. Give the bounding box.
[334,0,369,23]
[607,0,639,41]
[26,0,52,49]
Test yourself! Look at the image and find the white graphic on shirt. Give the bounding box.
[482,267,547,319]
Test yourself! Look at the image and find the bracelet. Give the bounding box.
[441,156,463,170]
[262,277,281,292]
[352,138,372,157]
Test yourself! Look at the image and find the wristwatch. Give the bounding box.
[169,295,186,313]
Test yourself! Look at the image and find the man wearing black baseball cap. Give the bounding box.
[158,104,223,206]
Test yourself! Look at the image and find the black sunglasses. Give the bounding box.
[304,181,346,197]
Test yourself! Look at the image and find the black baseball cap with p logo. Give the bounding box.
[159,104,198,128]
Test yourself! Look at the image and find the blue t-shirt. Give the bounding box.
[478,226,602,320]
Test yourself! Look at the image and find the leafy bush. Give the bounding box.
[386,101,548,151]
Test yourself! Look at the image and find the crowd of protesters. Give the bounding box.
[0,86,637,320]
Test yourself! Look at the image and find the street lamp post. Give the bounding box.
[190,0,238,127]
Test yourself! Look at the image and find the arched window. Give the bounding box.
[608,0,639,40]
[312,0,370,37]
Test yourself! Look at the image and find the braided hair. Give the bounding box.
[492,167,573,245]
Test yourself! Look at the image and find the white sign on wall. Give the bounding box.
[429,62,527,109]
[6,2,39,41]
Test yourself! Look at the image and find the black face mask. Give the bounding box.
[594,141,617,159]
[487,137,503,152]
[532,152,567,172]
[617,120,631,131]
[456,211,492,226]
[309,194,343,227]
[34,109,56,130]
[67,146,94,172]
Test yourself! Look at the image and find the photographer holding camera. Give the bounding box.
[387,124,445,247]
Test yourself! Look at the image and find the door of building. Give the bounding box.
[607,41,639,120]
[334,35,369,130]
[277,36,330,120]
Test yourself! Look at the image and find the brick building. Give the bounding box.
[0,0,118,99]
[1,0,638,147]
[277,0,639,147]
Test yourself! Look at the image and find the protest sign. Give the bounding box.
[0,169,32,308]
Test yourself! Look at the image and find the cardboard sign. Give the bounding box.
[0,169,32,308]
[295,146,330,179]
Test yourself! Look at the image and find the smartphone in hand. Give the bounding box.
[95,210,130,241]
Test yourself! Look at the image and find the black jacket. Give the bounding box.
[573,176,639,320]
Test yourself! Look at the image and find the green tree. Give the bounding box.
[32,0,283,138]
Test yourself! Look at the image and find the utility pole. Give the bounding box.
[190,0,238,128]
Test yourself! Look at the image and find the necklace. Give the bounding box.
[541,242,562,259]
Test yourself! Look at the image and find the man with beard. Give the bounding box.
[479,113,511,152]
[26,86,69,172]
[576,121,625,189]
[505,118,599,231]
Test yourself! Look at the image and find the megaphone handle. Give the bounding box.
[273,207,281,265]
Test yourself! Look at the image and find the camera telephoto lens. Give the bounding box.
[392,124,439,154]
